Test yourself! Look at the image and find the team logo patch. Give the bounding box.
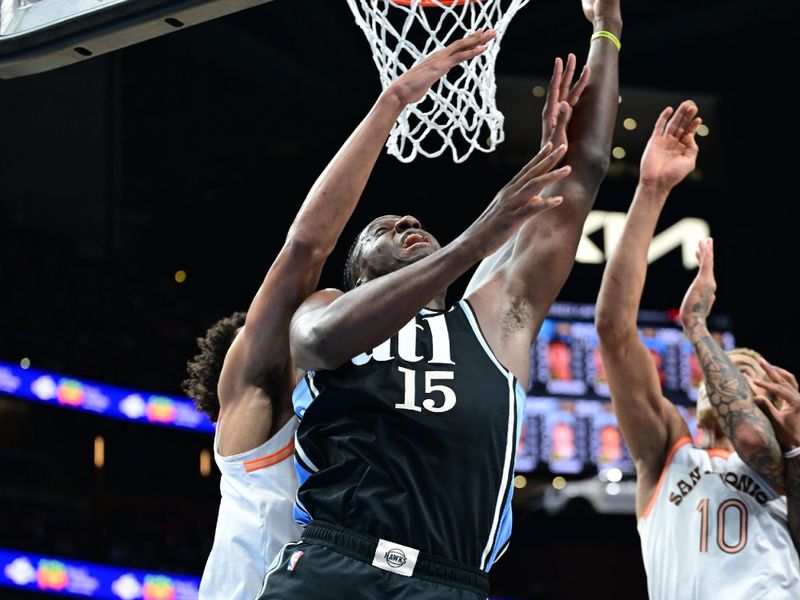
[384,549,407,569]
[287,550,304,572]
[372,539,419,577]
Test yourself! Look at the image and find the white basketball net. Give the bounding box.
[347,0,530,163]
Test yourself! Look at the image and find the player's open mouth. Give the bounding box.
[400,232,428,249]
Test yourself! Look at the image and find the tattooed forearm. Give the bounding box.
[786,457,800,553]
[693,332,785,488]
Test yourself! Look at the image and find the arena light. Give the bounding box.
[94,435,105,469]
[552,476,567,490]
[513,475,527,489]
[19,357,30,370]
[0,0,277,79]
[532,85,546,98]
[607,467,623,483]
[174,270,187,284]
[697,124,710,137]
[612,146,626,159]
[200,448,211,477]
[623,117,637,130]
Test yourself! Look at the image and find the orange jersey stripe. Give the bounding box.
[706,448,732,460]
[641,435,693,520]
[243,439,295,473]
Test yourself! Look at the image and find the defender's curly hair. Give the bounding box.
[182,311,246,423]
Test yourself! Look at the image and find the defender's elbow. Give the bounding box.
[595,307,626,344]
[302,326,347,371]
[282,234,331,267]
[571,142,611,189]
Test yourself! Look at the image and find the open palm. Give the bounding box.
[640,101,702,190]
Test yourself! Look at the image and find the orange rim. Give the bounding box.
[390,0,474,6]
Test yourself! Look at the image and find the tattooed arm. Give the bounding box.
[753,361,800,552]
[679,239,785,489]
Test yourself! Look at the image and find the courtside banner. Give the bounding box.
[0,361,214,433]
[0,548,200,599]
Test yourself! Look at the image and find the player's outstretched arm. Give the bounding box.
[680,240,785,490]
[753,362,800,551]
[220,29,497,398]
[465,0,621,386]
[595,103,699,516]
[290,145,571,372]
[463,54,588,297]
[503,0,620,313]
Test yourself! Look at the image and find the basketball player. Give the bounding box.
[754,360,800,551]
[595,101,800,598]
[259,1,622,597]
[181,30,501,600]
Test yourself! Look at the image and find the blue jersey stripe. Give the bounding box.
[292,372,317,420]
[293,498,312,526]
[485,379,526,570]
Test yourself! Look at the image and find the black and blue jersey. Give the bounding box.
[290,299,525,571]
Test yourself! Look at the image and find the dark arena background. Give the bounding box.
[0,1,796,599]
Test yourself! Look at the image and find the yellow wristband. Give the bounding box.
[591,30,621,52]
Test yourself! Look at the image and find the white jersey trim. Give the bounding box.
[294,432,319,473]
[213,414,297,466]
[458,299,512,379]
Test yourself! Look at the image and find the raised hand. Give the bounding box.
[387,29,496,106]
[640,101,702,191]
[541,54,590,149]
[582,0,622,24]
[463,143,571,257]
[680,238,716,337]
[754,360,800,450]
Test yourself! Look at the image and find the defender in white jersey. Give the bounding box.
[182,35,515,600]
[199,417,300,599]
[595,101,800,599]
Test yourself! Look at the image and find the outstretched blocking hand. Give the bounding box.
[680,238,716,335]
[754,360,800,451]
[388,29,496,106]
[582,0,622,23]
[640,101,702,191]
[464,143,571,258]
[541,54,590,149]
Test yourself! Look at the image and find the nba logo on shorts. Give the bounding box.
[287,550,304,572]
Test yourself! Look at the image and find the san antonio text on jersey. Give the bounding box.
[291,300,525,571]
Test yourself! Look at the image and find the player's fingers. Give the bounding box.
[567,65,591,106]
[519,165,572,193]
[653,107,673,136]
[754,394,782,422]
[518,144,568,180]
[666,102,695,139]
[560,53,577,99]
[700,238,714,277]
[755,378,800,406]
[508,142,554,185]
[687,117,703,138]
[773,364,800,390]
[758,359,788,387]
[547,57,563,100]
[449,28,494,53]
[524,195,564,215]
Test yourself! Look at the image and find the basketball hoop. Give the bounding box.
[347,0,530,163]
